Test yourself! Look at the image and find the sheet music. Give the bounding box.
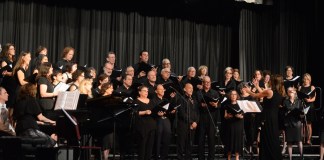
[54,90,80,110]
[304,106,310,114]
[54,82,70,92]
[221,97,227,103]
[162,103,170,110]
[237,100,262,113]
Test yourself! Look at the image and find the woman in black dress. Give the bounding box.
[36,62,58,120]
[134,85,157,160]
[283,87,303,160]
[243,74,286,160]
[13,83,56,147]
[13,51,31,95]
[298,73,316,145]
[224,90,244,160]
[0,43,16,125]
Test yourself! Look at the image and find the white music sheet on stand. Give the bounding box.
[237,100,262,113]
[54,82,70,93]
[54,90,80,110]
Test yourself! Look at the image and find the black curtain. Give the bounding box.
[0,0,322,85]
[0,0,235,81]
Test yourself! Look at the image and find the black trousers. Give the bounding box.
[155,118,171,160]
[176,121,195,160]
[137,129,155,160]
[198,119,217,160]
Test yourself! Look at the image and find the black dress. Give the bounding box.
[283,99,303,143]
[134,99,156,160]
[37,77,57,120]
[224,103,244,154]
[1,59,17,108]
[259,91,283,160]
[299,86,315,122]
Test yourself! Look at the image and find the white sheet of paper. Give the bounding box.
[54,82,71,92]
[162,103,170,110]
[237,100,261,113]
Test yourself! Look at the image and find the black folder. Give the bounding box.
[284,76,300,88]
[111,68,123,78]
[227,106,243,115]
[169,75,185,84]
[203,95,220,103]
[77,65,87,72]
[138,62,155,74]
[162,82,182,97]
[211,81,234,92]
[297,89,316,99]
[0,65,12,73]
[151,100,170,113]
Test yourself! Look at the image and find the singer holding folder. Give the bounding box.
[151,84,175,160]
[197,76,219,160]
[224,90,244,160]
[298,73,316,145]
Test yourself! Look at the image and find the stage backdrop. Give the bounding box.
[0,0,322,85]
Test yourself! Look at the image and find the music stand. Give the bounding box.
[87,96,135,160]
[237,100,262,160]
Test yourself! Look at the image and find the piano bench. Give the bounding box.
[0,136,57,160]
[57,145,102,160]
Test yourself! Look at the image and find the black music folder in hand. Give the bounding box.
[297,89,316,99]
[211,81,234,92]
[203,95,220,104]
[227,106,243,115]
[0,65,12,74]
[152,100,170,114]
[284,76,300,88]
[111,68,123,78]
[163,81,182,97]
[138,62,156,74]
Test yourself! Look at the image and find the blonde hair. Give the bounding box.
[79,79,93,98]
[224,67,233,75]
[303,73,312,82]
[198,65,208,76]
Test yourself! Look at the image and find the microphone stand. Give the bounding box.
[170,86,192,159]
[197,89,219,160]
[315,87,322,111]
[301,99,310,145]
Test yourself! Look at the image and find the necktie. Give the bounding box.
[189,97,193,104]
[0,106,8,123]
